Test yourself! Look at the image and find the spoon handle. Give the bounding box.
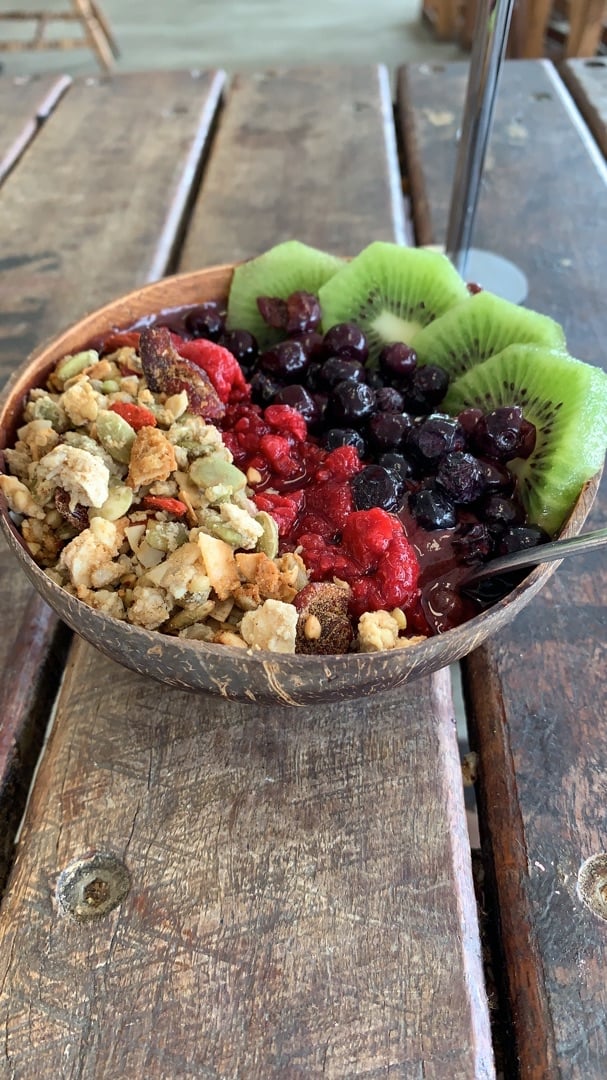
[464,526,607,584]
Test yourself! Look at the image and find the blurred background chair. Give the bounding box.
[422,0,606,57]
[0,0,119,71]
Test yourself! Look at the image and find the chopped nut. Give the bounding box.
[304,614,322,640]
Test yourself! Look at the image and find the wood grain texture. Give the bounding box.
[0,646,493,1078]
[0,73,70,185]
[0,67,494,1075]
[560,56,607,159]
[0,68,225,378]
[179,65,409,269]
[0,69,225,903]
[399,58,607,1076]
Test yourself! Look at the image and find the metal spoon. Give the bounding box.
[462,526,607,587]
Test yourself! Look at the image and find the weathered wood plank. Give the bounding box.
[0,68,225,898]
[0,647,493,1078]
[0,67,494,1076]
[180,65,409,268]
[398,58,607,1077]
[0,68,225,378]
[0,74,70,185]
[560,57,607,159]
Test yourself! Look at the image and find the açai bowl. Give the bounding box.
[0,242,605,706]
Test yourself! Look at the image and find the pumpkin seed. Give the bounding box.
[189,455,247,494]
[93,481,133,521]
[55,350,99,385]
[96,410,136,464]
[255,511,279,558]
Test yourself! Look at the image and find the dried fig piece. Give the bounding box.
[139,327,224,420]
[54,488,90,532]
[294,582,353,655]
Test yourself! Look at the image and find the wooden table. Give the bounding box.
[0,58,605,1078]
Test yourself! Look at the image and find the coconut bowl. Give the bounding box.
[0,266,600,707]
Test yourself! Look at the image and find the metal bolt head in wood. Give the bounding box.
[56,851,130,919]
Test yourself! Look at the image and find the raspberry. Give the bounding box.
[298,478,354,537]
[177,337,250,404]
[297,532,357,581]
[264,404,307,441]
[314,444,362,482]
[258,434,305,480]
[341,507,399,564]
[341,509,420,618]
[254,491,304,536]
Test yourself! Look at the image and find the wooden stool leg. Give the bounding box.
[71,0,116,72]
[88,0,120,59]
[566,0,606,57]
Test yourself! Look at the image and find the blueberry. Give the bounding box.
[437,452,487,504]
[378,342,417,382]
[402,364,449,413]
[410,489,457,530]
[183,302,225,341]
[496,525,550,555]
[473,406,532,463]
[324,322,369,362]
[319,357,367,390]
[375,386,405,412]
[367,411,414,452]
[330,380,376,425]
[322,428,367,456]
[378,452,418,487]
[259,340,310,381]
[250,370,280,406]
[479,494,525,529]
[453,523,493,563]
[272,384,319,425]
[409,414,466,465]
[220,328,258,370]
[351,465,405,513]
[365,370,386,391]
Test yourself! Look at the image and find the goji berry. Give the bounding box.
[141,495,188,518]
[108,401,157,430]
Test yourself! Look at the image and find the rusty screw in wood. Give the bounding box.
[577,853,607,921]
[56,851,130,920]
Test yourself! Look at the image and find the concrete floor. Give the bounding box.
[0,0,466,78]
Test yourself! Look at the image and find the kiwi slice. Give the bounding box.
[318,242,470,364]
[444,345,607,534]
[413,291,566,379]
[226,240,343,345]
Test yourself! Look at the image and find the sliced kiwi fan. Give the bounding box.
[444,344,607,534]
[318,242,470,364]
[413,291,567,379]
[226,240,343,346]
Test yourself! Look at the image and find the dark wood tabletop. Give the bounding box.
[0,57,605,1079]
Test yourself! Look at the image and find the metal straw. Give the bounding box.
[445,0,516,277]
